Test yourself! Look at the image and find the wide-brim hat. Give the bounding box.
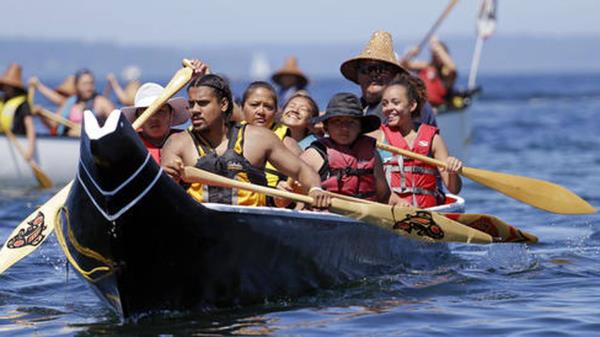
[55,75,76,96]
[312,92,380,134]
[0,63,25,89]
[271,56,309,88]
[340,31,407,84]
[122,82,189,126]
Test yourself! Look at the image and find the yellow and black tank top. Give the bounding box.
[186,123,267,206]
[264,123,290,187]
[0,95,26,133]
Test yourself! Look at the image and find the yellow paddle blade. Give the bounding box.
[31,162,53,189]
[0,182,72,274]
[462,167,597,215]
[330,199,492,244]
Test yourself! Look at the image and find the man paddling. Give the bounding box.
[161,62,329,208]
[341,31,437,126]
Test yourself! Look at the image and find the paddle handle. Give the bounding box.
[132,58,194,129]
[376,142,450,169]
[34,107,81,132]
[413,0,459,56]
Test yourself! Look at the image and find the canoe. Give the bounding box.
[55,112,465,318]
[435,89,479,160]
[0,134,78,185]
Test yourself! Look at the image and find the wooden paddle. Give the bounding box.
[377,142,596,215]
[33,106,81,133]
[322,191,538,244]
[182,166,492,244]
[402,0,459,61]
[1,125,52,189]
[0,59,195,275]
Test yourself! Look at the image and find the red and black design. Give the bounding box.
[7,212,47,249]
[392,211,445,240]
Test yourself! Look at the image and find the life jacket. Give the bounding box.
[264,122,290,187]
[57,94,99,135]
[381,123,444,208]
[139,129,180,164]
[0,95,26,132]
[310,135,377,201]
[419,66,447,107]
[186,123,267,206]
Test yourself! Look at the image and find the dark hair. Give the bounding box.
[187,74,234,118]
[241,81,278,108]
[74,68,94,84]
[386,73,426,118]
[282,91,319,117]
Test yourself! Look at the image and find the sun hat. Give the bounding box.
[312,92,381,133]
[0,64,25,89]
[122,82,189,125]
[340,31,407,84]
[271,56,309,88]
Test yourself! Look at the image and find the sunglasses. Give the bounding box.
[358,63,395,76]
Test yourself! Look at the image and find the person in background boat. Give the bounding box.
[341,31,437,127]
[105,73,141,106]
[241,81,302,191]
[28,75,76,106]
[46,69,114,137]
[297,92,402,205]
[121,82,189,164]
[368,76,462,208]
[271,56,309,106]
[401,36,457,108]
[279,91,320,151]
[161,63,330,209]
[0,64,36,161]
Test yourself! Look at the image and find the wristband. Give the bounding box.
[309,186,324,193]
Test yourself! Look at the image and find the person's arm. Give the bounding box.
[431,39,456,77]
[95,96,116,119]
[29,77,67,106]
[372,152,391,203]
[161,131,197,182]
[431,133,462,194]
[249,126,329,208]
[106,74,134,106]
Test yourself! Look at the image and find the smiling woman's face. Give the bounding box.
[281,96,314,129]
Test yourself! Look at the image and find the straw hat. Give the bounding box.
[122,82,189,126]
[271,56,309,88]
[340,31,406,84]
[0,64,25,89]
[55,75,76,96]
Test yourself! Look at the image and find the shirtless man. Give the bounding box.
[161,61,329,208]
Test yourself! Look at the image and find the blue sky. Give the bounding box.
[3,0,599,47]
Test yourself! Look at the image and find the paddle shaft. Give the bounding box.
[377,142,449,169]
[34,107,81,132]
[409,0,459,59]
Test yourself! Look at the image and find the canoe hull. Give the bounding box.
[56,111,458,318]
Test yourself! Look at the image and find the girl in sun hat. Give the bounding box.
[297,92,403,205]
[122,82,189,163]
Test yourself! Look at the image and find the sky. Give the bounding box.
[3,0,600,47]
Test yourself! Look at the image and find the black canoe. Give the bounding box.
[56,111,451,318]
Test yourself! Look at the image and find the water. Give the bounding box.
[2,73,600,336]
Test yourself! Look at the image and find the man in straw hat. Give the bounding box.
[271,56,309,106]
[340,31,436,126]
[0,63,36,161]
[161,59,330,209]
[122,82,190,163]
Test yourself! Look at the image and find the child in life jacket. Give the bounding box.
[298,92,402,204]
[368,76,463,208]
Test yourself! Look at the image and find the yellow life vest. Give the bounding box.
[0,95,26,132]
[186,123,267,206]
[265,123,290,187]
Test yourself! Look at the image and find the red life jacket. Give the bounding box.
[140,134,161,164]
[381,124,443,208]
[312,135,377,201]
[419,65,447,107]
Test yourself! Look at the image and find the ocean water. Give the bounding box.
[2,73,600,336]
